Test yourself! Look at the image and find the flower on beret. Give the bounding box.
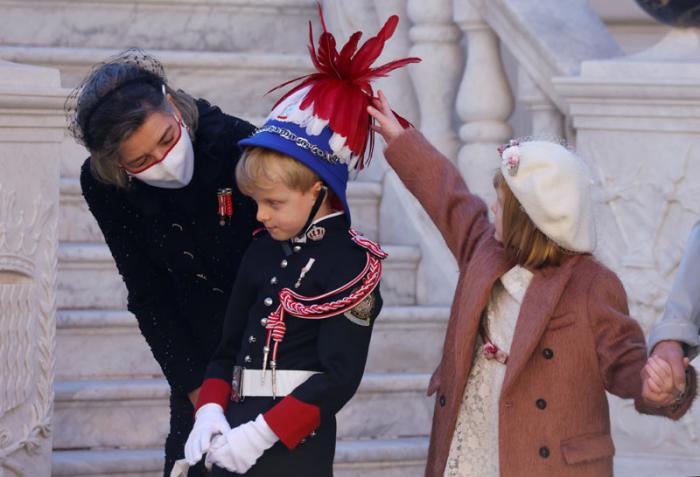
[499,139,521,176]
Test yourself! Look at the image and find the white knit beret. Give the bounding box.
[499,140,596,253]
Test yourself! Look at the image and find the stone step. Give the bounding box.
[52,438,428,477]
[53,374,433,449]
[57,242,418,310]
[59,178,381,243]
[0,1,317,54]
[55,310,161,381]
[55,305,447,381]
[367,306,448,373]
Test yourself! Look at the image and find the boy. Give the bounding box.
[181,8,419,477]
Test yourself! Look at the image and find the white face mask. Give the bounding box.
[128,118,195,189]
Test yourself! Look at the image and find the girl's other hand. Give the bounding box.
[367,90,406,145]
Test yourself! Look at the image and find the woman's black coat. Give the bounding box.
[81,99,258,396]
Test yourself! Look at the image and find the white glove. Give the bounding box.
[205,414,279,473]
[184,403,231,465]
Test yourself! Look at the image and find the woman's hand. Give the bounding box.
[367,90,406,145]
[650,340,688,395]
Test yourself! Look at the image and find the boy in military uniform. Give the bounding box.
[180,8,419,477]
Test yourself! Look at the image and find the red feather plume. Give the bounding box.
[268,3,421,170]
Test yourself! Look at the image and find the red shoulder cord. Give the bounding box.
[261,252,382,392]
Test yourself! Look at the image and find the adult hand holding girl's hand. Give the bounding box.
[642,352,689,407]
[368,90,406,145]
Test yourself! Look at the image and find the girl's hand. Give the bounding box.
[367,90,406,145]
[642,355,687,407]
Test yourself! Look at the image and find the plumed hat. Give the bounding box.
[239,5,420,223]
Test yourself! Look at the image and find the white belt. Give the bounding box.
[233,367,320,399]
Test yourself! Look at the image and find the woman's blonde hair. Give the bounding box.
[493,171,566,269]
[236,147,321,195]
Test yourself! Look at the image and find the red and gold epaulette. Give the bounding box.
[349,228,388,259]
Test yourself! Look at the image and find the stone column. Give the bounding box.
[555,27,700,476]
[517,66,565,140]
[0,61,65,476]
[407,0,462,160]
[454,0,513,201]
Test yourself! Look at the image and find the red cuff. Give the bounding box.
[263,396,321,449]
[195,378,231,412]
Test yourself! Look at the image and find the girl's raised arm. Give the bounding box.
[369,91,493,264]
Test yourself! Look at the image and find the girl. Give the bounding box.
[367,91,695,477]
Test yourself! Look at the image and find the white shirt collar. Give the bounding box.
[500,265,534,303]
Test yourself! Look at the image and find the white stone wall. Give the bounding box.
[0,61,65,477]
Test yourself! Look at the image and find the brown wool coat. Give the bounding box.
[384,129,696,477]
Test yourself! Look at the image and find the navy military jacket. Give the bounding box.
[199,213,384,477]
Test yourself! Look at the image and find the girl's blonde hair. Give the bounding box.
[493,171,566,269]
[236,147,321,195]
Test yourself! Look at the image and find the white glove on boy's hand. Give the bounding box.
[205,414,279,473]
[184,403,231,465]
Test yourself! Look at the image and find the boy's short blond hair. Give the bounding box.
[493,170,566,269]
[236,146,320,195]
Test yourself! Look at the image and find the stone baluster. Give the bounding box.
[372,0,420,126]
[453,0,514,201]
[517,66,565,140]
[407,0,462,161]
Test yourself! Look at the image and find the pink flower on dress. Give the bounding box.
[483,341,508,364]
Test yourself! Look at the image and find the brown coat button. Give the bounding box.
[536,399,547,410]
[539,446,550,458]
[439,395,446,407]
[543,348,554,359]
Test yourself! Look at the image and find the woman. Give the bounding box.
[66,49,259,477]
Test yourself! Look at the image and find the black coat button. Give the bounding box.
[539,446,550,458]
[536,399,547,410]
[543,348,554,359]
[439,395,446,407]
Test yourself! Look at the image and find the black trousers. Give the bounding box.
[211,397,335,477]
[164,392,208,477]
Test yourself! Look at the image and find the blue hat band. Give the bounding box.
[255,124,342,165]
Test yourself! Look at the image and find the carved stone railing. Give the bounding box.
[324,0,460,304]
[453,0,622,200]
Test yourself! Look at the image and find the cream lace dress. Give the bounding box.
[444,265,533,477]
